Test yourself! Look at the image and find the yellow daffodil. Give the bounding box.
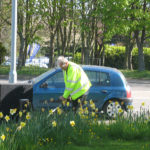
[17,122,26,131]
[52,121,57,127]
[6,127,10,132]
[19,111,23,117]
[20,122,26,128]
[5,115,10,122]
[91,112,95,117]
[44,100,48,104]
[17,126,22,131]
[24,104,28,108]
[67,141,72,144]
[127,105,133,110]
[90,103,96,110]
[46,138,49,142]
[70,121,75,127]
[0,112,3,118]
[90,100,94,105]
[118,108,123,113]
[26,113,31,120]
[80,114,87,119]
[10,108,17,115]
[84,100,87,105]
[50,98,54,102]
[67,102,70,107]
[78,99,81,103]
[41,108,45,112]
[1,134,5,141]
[78,107,84,116]
[57,107,62,115]
[109,100,112,103]
[84,108,88,114]
[141,102,145,106]
[49,109,53,115]
[130,105,133,110]
[95,108,98,112]
[62,100,66,106]
[115,101,118,105]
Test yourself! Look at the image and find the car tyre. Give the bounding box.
[103,100,124,119]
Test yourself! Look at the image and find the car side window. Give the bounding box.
[45,71,64,87]
[85,70,110,86]
[100,72,110,86]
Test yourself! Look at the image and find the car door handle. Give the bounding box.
[101,90,108,93]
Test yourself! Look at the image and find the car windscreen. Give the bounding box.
[32,68,56,84]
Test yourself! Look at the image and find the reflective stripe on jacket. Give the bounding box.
[63,62,92,100]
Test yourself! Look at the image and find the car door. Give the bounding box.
[33,70,65,109]
[85,70,112,109]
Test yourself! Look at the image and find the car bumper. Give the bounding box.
[119,97,133,111]
[120,97,133,103]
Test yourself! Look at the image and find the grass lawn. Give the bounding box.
[65,140,150,150]
[0,65,150,79]
[1,106,150,150]
[0,65,48,76]
[121,69,150,79]
[36,139,150,150]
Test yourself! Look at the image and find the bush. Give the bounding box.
[0,42,7,65]
[69,45,150,70]
[104,45,126,69]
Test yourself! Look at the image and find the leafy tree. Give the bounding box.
[17,0,44,68]
[38,0,65,67]
[0,42,7,64]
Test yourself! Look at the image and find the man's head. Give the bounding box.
[57,56,69,70]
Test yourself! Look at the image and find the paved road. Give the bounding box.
[127,79,150,113]
[0,78,150,113]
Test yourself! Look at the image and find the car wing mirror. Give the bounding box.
[40,82,48,88]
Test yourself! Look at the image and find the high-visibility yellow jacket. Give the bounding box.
[63,62,92,100]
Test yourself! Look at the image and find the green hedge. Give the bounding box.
[104,45,126,69]
[132,47,150,70]
[73,45,150,70]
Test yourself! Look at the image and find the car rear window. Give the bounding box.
[85,70,110,86]
[111,74,124,86]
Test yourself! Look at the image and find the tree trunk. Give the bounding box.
[128,45,133,70]
[17,33,25,69]
[124,33,134,70]
[94,30,98,65]
[56,29,60,56]
[49,34,55,68]
[135,30,145,71]
[101,45,105,66]
[17,3,25,69]
[21,0,30,67]
[0,0,2,40]
[124,44,128,69]
[137,44,145,71]
[84,47,89,65]
[81,31,85,64]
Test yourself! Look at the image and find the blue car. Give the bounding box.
[32,65,132,118]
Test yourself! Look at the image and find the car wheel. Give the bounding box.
[103,100,124,118]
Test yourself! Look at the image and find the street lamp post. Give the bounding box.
[9,0,17,83]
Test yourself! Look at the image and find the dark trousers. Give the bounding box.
[72,92,88,112]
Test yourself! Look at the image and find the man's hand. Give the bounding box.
[59,96,66,101]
